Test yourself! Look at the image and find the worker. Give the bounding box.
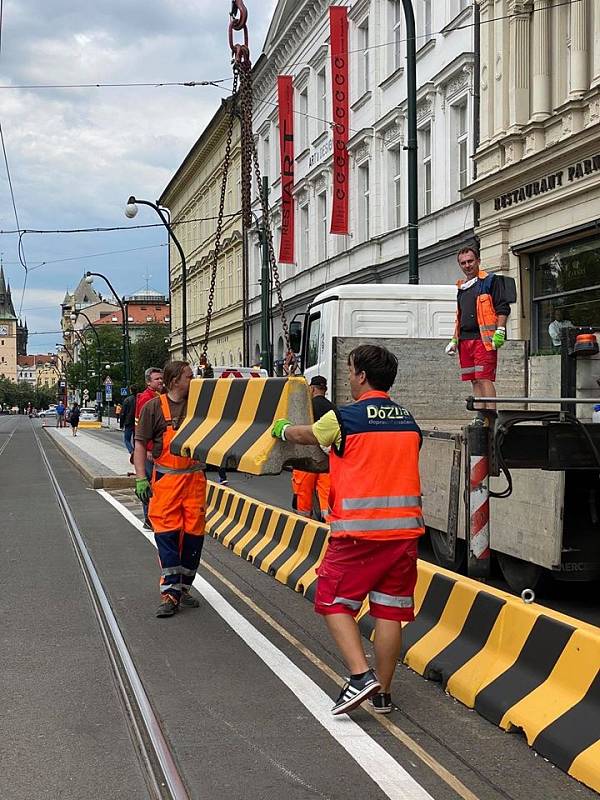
[134,361,206,618]
[548,308,573,352]
[445,246,511,425]
[135,367,164,528]
[272,344,424,716]
[291,375,335,521]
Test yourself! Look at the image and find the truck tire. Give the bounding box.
[497,553,545,594]
[429,528,466,573]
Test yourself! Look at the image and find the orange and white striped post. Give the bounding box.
[466,425,491,578]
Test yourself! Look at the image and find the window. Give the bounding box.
[298,88,309,151]
[358,162,370,241]
[274,122,281,176]
[306,313,321,368]
[358,19,370,95]
[389,146,402,229]
[388,0,403,73]
[424,0,432,41]
[300,202,310,266]
[236,254,242,303]
[531,236,600,352]
[218,261,225,308]
[226,258,233,306]
[419,125,432,215]
[455,102,469,193]
[317,192,328,262]
[317,67,327,136]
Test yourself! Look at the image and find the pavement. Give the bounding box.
[1,414,597,799]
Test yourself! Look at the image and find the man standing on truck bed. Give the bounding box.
[291,375,335,521]
[445,246,510,424]
[272,345,424,716]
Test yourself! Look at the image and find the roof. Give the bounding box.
[18,354,53,367]
[0,266,17,320]
[128,287,167,301]
[93,303,170,326]
[309,283,458,307]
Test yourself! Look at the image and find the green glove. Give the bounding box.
[491,327,506,350]
[135,477,152,503]
[271,418,292,440]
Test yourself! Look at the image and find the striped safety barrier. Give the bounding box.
[171,377,328,475]
[204,482,600,794]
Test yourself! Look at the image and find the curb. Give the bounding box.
[44,428,135,490]
[204,482,600,794]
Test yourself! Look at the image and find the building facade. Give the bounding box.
[159,97,244,367]
[248,0,476,365]
[92,288,169,344]
[17,354,58,388]
[465,0,600,352]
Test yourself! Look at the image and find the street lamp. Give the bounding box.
[401,0,419,284]
[70,309,102,393]
[125,196,186,359]
[85,271,131,386]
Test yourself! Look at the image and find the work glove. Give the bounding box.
[491,327,506,350]
[271,418,292,441]
[445,338,458,356]
[135,477,152,504]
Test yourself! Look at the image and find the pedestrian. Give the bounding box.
[445,246,511,425]
[70,402,80,436]
[134,361,206,618]
[272,344,424,716]
[115,402,122,425]
[291,375,335,521]
[56,400,65,428]
[135,367,164,529]
[120,386,137,455]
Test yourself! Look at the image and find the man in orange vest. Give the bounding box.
[445,246,510,424]
[291,375,335,521]
[134,366,164,529]
[134,361,206,618]
[272,344,424,716]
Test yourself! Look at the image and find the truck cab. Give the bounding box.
[290,284,457,389]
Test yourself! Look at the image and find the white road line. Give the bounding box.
[98,489,436,800]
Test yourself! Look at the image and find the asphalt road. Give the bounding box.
[0,415,591,799]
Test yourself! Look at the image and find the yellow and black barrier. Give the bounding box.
[78,420,101,429]
[204,481,600,794]
[171,377,328,475]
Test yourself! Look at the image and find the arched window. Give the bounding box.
[229,350,234,366]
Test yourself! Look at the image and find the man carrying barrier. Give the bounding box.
[272,345,424,715]
[134,361,207,618]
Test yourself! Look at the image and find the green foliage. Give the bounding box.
[131,324,169,389]
[0,378,58,411]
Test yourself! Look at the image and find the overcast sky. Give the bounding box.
[0,0,276,354]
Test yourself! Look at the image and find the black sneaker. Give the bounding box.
[180,591,200,608]
[331,670,381,716]
[368,692,393,714]
[155,596,179,618]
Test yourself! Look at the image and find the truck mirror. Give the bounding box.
[289,320,302,353]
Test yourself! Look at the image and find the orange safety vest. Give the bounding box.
[154,394,204,476]
[454,270,498,352]
[327,391,424,541]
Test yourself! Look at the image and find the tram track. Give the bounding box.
[33,424,190,800]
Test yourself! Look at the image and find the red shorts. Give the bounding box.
[314,537,418,622]
[459,338,497,382]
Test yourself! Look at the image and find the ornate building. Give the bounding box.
[0,265,28,381]
[465,0,600,351]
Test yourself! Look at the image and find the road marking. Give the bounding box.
[98,489,478,800]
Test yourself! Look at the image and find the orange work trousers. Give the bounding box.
[292,469,330,519]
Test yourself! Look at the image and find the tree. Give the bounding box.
[131,324,169,389]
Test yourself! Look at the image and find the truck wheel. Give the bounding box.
[497,553,544,594]
[429,528,466,573]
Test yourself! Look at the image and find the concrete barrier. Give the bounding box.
[205,482,600,794]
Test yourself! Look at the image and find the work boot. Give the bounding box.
[179,590,200,608]
[155,596,179,618]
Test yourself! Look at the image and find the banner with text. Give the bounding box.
[278,75,295,264]
[329,6,349,235]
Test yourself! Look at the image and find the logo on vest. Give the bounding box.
[366,404,410,420]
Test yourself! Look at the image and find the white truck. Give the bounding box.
[289,284,600,592]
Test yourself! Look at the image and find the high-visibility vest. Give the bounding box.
[454,270,499,352]
[328,390,424,541]
[154,394,204,476]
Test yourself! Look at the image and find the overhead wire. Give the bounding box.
[0,78,233,90]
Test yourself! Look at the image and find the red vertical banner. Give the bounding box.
[329,6,349,234]
[277,75,295,264]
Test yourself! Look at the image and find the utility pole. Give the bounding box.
[402,0,419,285]
[260,176,272,374]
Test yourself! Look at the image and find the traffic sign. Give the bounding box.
[83,389,89,400]
[96,391,102,404]
[120,387,128,396]
[104,376,112,386]
[105,384,113,401]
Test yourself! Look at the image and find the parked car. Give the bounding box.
[79,407,97,422]
[38,408,57,418]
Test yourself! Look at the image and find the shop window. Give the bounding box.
[531,235,600,353]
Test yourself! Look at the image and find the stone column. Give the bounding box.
[493,0,510,137]
[478,0,494,145]
[531,0,551,120]
[508,1,532,129]
[569,0,589,97]
[592,0,600,88]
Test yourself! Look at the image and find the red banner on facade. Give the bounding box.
[329,6,349,235]
[277,75,295,264]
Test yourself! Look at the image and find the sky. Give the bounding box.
[0,0,277,354]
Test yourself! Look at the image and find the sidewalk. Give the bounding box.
[44,424,133,488]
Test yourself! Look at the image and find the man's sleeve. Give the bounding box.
[312,410,342,448]
[135,400,154,443]
[491,276,511,317]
